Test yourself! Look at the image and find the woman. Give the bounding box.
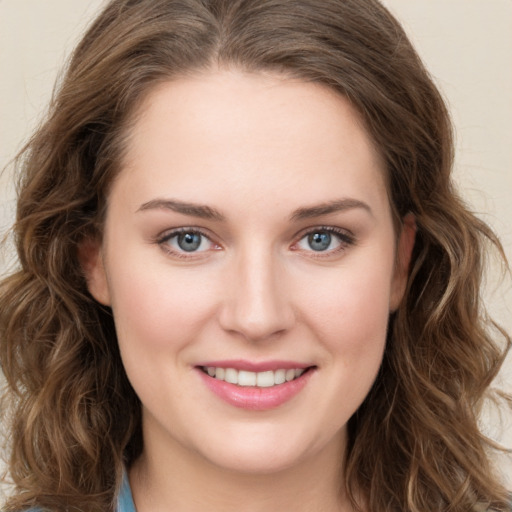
[1,0,510,510]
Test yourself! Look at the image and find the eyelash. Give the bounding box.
[156,226,356,259]
[293,226,356,258]
[156,227,217,259]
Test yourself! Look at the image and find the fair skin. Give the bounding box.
[84,69,415,512]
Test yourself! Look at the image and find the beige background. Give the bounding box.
[1,0,511,498]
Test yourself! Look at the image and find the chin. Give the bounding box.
[203,445,308,475]
[189,424,342,476]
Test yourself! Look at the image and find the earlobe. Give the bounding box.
[78,238,111,306]
[390,213,416,311]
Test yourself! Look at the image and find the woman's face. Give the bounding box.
[85,70,414,475]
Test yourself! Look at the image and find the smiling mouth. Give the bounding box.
[200,366,314,388]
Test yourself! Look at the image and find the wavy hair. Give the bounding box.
[1,0,510,510]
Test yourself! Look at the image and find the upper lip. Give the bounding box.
[195,360,314,372]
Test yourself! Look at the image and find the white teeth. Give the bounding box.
[285,369,295,382]
[274,369,286,385]
[204,367,308,387]
[238,370,256,386]
[224,368,238,384]
[256,371,275,387]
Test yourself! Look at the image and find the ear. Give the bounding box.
[389,213,416,311]
[78,238,111,306]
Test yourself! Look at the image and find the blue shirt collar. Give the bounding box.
[117,469,136,512]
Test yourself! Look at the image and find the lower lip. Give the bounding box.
[197,368,314,411]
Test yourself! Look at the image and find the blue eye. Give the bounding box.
[307,232,332,251]
[160,229,213,254]
[176,232,203,252]
[296,228,353,254]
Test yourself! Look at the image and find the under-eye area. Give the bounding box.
[199,366,317,388]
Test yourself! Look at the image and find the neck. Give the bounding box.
[129,425,353,512]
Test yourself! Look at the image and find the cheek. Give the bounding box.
[301,263,393,343]
[295,252,394,394]
[107,263,223,404]
[289,259,392,439]
[107,253,220,354]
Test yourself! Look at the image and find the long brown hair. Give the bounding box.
[1,1,510,510]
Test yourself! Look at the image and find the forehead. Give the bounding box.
[114,69,389,218]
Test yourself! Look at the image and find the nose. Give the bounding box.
[218,247,295,342]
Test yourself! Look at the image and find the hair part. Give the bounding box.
[1,1,510,511]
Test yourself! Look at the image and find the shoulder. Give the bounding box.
[10,472,135,512]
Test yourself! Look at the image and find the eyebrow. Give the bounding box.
[290,198,373,221]
[137,199,225,221]
[137,197,372,222]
